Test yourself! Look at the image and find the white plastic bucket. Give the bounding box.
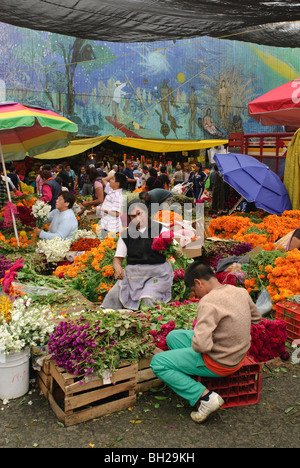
[0,348,30,400]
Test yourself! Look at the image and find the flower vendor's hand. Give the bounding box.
[114,264,124,280]
[35,227,42,237]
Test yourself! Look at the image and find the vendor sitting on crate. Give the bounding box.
[150,262,262,423]
[101,199,173,311]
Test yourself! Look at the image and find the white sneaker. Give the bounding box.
[191,391,224,423]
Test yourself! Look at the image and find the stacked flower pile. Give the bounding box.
[36,237,72,263]
[0,295,13,323]
[209,214,254,240]
[248,318,288,362]
[265,249,300,305]
[202,239,253,271]
[153,210,183,225]
[0,231,36,251]
[244,249,300,307]
[54,235,118,302]
[14,193,37,228]
[47,308,156,378]
[209,210,300,250]
[69,237,101,251]
[144,300,199,351]
[0,296,55,354]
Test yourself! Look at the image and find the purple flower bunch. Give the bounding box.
[203,241,253,271]
[48,317,99,376]
[0,255,14,280]
[47,309,155,378]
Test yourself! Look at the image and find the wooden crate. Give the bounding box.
[35,356,51,399]
[137,352,162,393]
[37,359,138,427]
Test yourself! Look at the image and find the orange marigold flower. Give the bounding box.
[101,265,114,277]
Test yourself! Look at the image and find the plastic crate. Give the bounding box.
[197,356,262,409]
[275,302,300,342]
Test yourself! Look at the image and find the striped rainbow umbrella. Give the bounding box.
[0,102,78,162]
[0,102,78,246]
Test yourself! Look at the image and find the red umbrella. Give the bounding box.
[248,79,300,127]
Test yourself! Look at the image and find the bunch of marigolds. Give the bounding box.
[245,248,300,308]
[54,235,118,302]
[0,296,13,323]
[209,210,300,250]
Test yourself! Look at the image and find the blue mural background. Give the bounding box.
[0,22,297,140]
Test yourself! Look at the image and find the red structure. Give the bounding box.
[228,132,294,176]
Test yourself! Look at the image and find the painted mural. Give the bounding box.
[0,22,298,140]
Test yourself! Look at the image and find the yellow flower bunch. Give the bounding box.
[0,296,13,323]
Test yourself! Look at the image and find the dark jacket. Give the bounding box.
[43,178,61,210]
[121,221,166,265]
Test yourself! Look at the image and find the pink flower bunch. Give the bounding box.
[1,258,24,293]
[150,321,176,351]
[248,318,287,362]
[3,202,18,228]
[152,230,174,252]
[173,268,185,282]
[149,299,199,350]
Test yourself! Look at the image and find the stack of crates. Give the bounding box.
[275,301,300,343]
[198,356,262,409]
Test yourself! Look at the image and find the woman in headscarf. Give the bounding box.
[101,200,174,310]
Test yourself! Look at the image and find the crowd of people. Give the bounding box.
[0,154,269,424]
[0,155,235,243]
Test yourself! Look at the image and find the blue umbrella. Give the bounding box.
[213,152,292,215]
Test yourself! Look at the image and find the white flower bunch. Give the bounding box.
[71,229,97,241]
[0,296,55,354]
[36,236,72,262]
[32,200,51,228]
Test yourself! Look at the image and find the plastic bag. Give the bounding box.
[171,183,184,194]
[255,288,273,315]
[12,281,66,296]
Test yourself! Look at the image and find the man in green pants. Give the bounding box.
[150,262,261,423]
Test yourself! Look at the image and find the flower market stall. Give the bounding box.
[0,190,299,423]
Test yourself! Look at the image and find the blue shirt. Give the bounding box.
[39,209,78,240]
[122,167,134,179]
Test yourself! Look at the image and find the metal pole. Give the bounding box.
[0,142,20,247]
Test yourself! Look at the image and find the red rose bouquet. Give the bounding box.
[248,318,288,362]
[152,230,176,256]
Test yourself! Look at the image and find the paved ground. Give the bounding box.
[0,356,299,451]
